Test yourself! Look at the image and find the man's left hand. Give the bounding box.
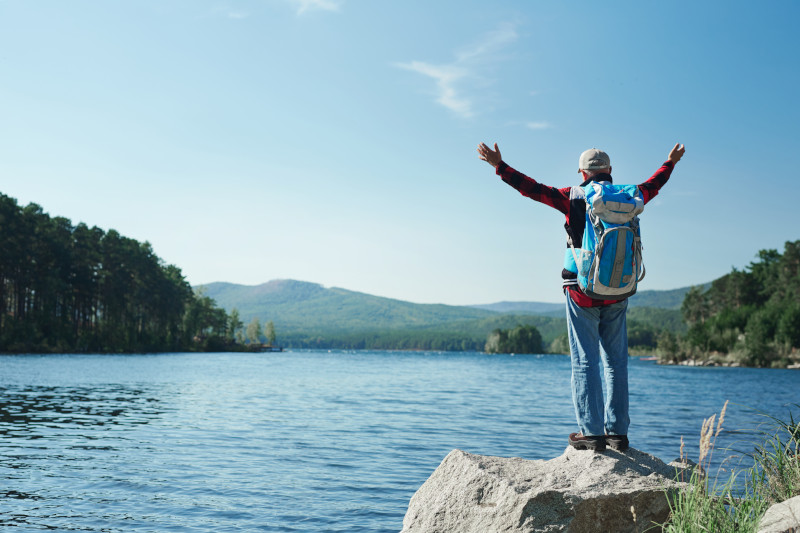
[668,143,685,164]
[477,142,502,168]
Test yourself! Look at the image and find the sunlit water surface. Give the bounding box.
[1,351,797,532]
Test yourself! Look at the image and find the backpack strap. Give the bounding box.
[566,186,590,274]
[632,217,646,283]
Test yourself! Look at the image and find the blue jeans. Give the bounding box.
[565,294,630,437]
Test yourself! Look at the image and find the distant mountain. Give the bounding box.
[197,279,697,350]
[628,284,711,310]
[199,279,495,332]
[471,301,564,315]
[471,283,711,316]
[199,280,577,350]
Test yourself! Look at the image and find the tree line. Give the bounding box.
[0,193,246,353]
[658,240,800,367]
[7,186,794,366]
[483,241,800,366]
[485,325,544,354]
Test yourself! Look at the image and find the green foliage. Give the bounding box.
[776,302,800,347]
[264,320,277,346]
[183,289,230,350]
[662,404,800,532]
[676,240,800,367]
[548,332,570,355]
[246,317,262,344]
[0,193,233,353]
[628,284,709,310]
[627,321,657,349]
[627,306,687,334]
[749,406,800,505]
[285,330,486,352]
[200,280,496,333]
[270,314,562,352]
[484,325,544,354]
[605,307,688,354]
[228,309,244,342]
[656,330,681,362]
[664,467,766,533]
[200,280,697,352]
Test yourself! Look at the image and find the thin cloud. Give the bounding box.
[455,24,518,63]
[396,62,473,117]
[396,24,518,118]
[526,121,552,130]
[207,5,250,20]
[290,0,342,15]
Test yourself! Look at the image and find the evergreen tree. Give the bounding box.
[0,192,232,353]
[229,309,244,342]
[485,325,543,354]
[264,320,276,346]
[677,240,800,367]
[246,317,262,344]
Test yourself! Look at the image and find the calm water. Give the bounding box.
[0,351,797,532]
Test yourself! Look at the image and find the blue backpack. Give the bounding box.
[565,181,645,299]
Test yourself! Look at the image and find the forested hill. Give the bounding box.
[473,284,707,315]
[629,286,700,309]
[200,280,495,331]
[198,279,693,351]
[0,193,233,353]
[201,279,702,330]
[199,280,568,351]
[671,240,800,368]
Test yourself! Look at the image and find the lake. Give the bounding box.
[0,351,797,532]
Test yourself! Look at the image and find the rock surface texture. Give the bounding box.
[401,447,690,533]
[758,494,800,533]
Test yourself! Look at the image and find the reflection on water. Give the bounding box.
[0,383,167,525]
[0,385,165,437]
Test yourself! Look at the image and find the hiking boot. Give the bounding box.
[606,435,629,451]
[568,433,606,452]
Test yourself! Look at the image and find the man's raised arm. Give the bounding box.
[638,143,686,204]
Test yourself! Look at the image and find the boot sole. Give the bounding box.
[568,434,606,452]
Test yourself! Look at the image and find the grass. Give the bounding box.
[658,401,800,532]
[749,407,800,506]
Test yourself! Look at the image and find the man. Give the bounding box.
[477,141,685,452]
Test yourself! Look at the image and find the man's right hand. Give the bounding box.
[668,143,685,164]
[477,142,502,168]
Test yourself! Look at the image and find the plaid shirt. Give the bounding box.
[496,160,675,307]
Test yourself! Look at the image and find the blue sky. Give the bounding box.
[1,0,798,305]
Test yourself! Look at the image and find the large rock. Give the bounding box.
[758,494,800,533]
[401,447,690,533]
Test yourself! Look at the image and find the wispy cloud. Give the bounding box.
[210,1,338,18]
[396,24,518,118]
[396,62,473,117]
[526,121,552,130]
[290,0,342,15]
[455,24,518,63]
[207,5,250,20]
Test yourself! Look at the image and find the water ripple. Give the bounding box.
[0,352,797,531]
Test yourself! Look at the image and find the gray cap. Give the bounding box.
[578,148,611,170]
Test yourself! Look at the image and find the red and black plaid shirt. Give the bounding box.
[496,160,675,307]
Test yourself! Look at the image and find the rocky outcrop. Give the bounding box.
[758,494,800,533]
[401,447,691,533]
